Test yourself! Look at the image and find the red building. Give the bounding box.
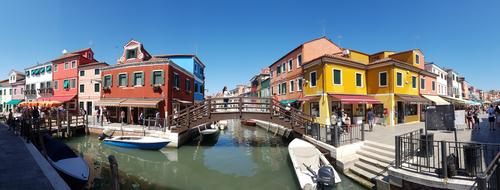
[44,48,97,111]
[98,40,194,124]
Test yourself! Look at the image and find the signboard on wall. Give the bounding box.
[454,110,466,129]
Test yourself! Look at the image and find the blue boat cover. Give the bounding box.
[43,134,77,162]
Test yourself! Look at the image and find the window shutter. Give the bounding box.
[160,71,165,85]
[141,72,145,86]
[125,74,129,87]
[110,75,113,87]
[150,71,155,85]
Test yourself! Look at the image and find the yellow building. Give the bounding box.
[302,50,382,125]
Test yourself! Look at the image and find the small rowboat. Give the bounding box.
[103,136,170,150]
[241,119,257,126]
[288,138,341,189]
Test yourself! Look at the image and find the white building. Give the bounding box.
[424,62,448,96]
[24,62,53,102]
[0,79,11,113]
[445,69,463,99]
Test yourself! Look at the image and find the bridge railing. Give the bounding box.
[475,152,500,190]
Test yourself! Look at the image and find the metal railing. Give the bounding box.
[475,152,500,190]
[304,123,365,147]
[395,129,500,180]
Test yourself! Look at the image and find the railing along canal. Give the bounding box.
[395,129,500,183]
[475,152,500,190]
[304,123,365,147]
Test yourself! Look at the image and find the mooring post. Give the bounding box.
[108,155,120,190]
[441,141,448,179]
[66,111,70,138]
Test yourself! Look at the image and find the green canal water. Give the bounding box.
[65,120,365,190]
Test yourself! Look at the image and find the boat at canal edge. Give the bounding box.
[241,119,257,126]
[200,124,220,140]
[99,129,170,150]
[43,134,89,185]
[288,138,341,190]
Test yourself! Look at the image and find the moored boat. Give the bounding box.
[288,138,341,190]
[43,134,89,185]
[241,119,257,126]
[102,136,170,150]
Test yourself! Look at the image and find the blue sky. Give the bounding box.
[0,0,499,94]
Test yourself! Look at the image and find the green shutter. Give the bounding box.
[141,72,145,85]
[125,74,128,87]
[46,65,51,72]
[159,71,164,85]
[150,71,155,85]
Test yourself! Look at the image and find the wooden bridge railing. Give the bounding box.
[166,97,315,132]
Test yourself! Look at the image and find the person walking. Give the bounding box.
[222,86,230,108]
[487,105,496,131]
[120,110,126,124]
[473,108,480,130]
[367,108,374,132]
[495,105,500,124]
[466,108,473,130]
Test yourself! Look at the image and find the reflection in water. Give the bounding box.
[66,120,365,190]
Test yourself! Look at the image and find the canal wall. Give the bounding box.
[253,120,293,138]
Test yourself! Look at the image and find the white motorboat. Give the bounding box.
[99,129,170,150]
[43,134,89,185]
[288,138,341,190]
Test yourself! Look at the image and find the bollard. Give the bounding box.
[395,136,401,168]
[108,155,120,190]
[441,141,448,179]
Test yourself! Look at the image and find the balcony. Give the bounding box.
[24,89,37,95]
[38,88,54,95]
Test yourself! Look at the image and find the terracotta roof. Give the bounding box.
[269,36,340,67]
[51,53,79,62]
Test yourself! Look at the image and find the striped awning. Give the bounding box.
[119,99,162,108]
[422,95,450,105]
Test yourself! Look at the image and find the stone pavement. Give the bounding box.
[0,123,56,190]
[364,114,500,146]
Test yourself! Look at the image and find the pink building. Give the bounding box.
[78,62,109,115]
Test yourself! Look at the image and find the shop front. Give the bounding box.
[97,98,163,124]
[395,94,431,124]
[329,94,381,126]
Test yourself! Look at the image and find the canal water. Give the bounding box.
[66,120,365,190]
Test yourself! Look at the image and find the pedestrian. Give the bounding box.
[155,111,161,127]
[222,86,230,108]
[473,108,480,130]
[495,105,500,124]
[7,109,13,131]
[96,108,101,123]
[120,110,126,124]
[367,108,374,131]
[486,105,496,131]
[139,112,144,125]
[466,108,473,129]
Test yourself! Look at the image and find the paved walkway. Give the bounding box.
[0,123,56,190]
[364,115,500,146]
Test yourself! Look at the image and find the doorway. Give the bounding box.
[86,102,93,116]
[397,101,405,124]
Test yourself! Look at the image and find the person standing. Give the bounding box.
[367,108,374,132]
[96,108,101,123]
[487,105,496,131]
[473,108,480,130]
[120,110,126,124]
[466,108,473,130]
[222,86,230,108]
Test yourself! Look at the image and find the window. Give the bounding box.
[298,78,303,91]
[415,54,420,64]
[277,84,281,95]
[379,72,388,87]
[80,70,85,76]
[290,80,295,92]
[79,102,84,110]
[281,63,286,73]
[9,89,12,95]
[64,63,68,70]
[356,73,362,87]
[133,72,144,86]
[126,48,137,59]
[71,61,76,68]
[94,83,100,92]
[46,81,52,89]
[103,75,112,88]
[40,82,45,89]
[185,79,191,92]
[281,82,287,95]
[54,80,58,90]
[63,80,69,89]
[200,84,204,94]
[411,76,417,89]
[94,69,100,75]
[173,73,180,89]
[288,59,292,71]
[396,72,403,87]
[420,78,425,89]
[297,54,302,68]
[53,65,57,72]
[80,84,84,93]
[118,74,128,87]
[405,103,418,115]
[432,81,436,91]
[333,69,342,85]
[13,89,16,95]
[277,65,281,75]
[194,83,199,93]
[310,71,317,87]
[71,79,76,89]
[310,102,320,117]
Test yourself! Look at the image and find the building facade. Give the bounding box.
[78,62,108,115]
[98,40,194,123]
[50,48,97,112]
[7,70,26,111]
[249,68,270,97]
[0,79,10,113]
[24,62,53,102]
[445,69,463,99]
[269,37,342,108]
[424,62,448,96]
[156,54,205,103]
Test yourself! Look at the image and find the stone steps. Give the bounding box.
[361,145,395,159]
[344,169,376,189]
[357,149,394,164]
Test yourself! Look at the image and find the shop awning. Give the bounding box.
[7,99,23,105]
[37,95,76,103]
[440,95,466,105]
[396,94,431,104]
[422,95,450,105]
[465,100,481,106]
[173,98,192,104]
[329,94,381,104]
[96,98,125,107]
[297,96,320,102]
[119,99,162,108]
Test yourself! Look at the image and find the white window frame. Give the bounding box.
[332,69,342,85]
[309,71,317,88]
[396,72,403,87]
[288,59,293,72]
[415,54,420,64]
[355,72,363,87]
[282,63,286,73]
[71,61,76,68]
[297,78,303,91]
[132,71,144,87]
[118,72,128,87]
[379,71,388,87]
[103,74,112,88]
[289,80,295,93]
[281,82,287,95]
[70,78,77,89]
[297,54,302,68]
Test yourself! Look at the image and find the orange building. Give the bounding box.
[269,36,342,108]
